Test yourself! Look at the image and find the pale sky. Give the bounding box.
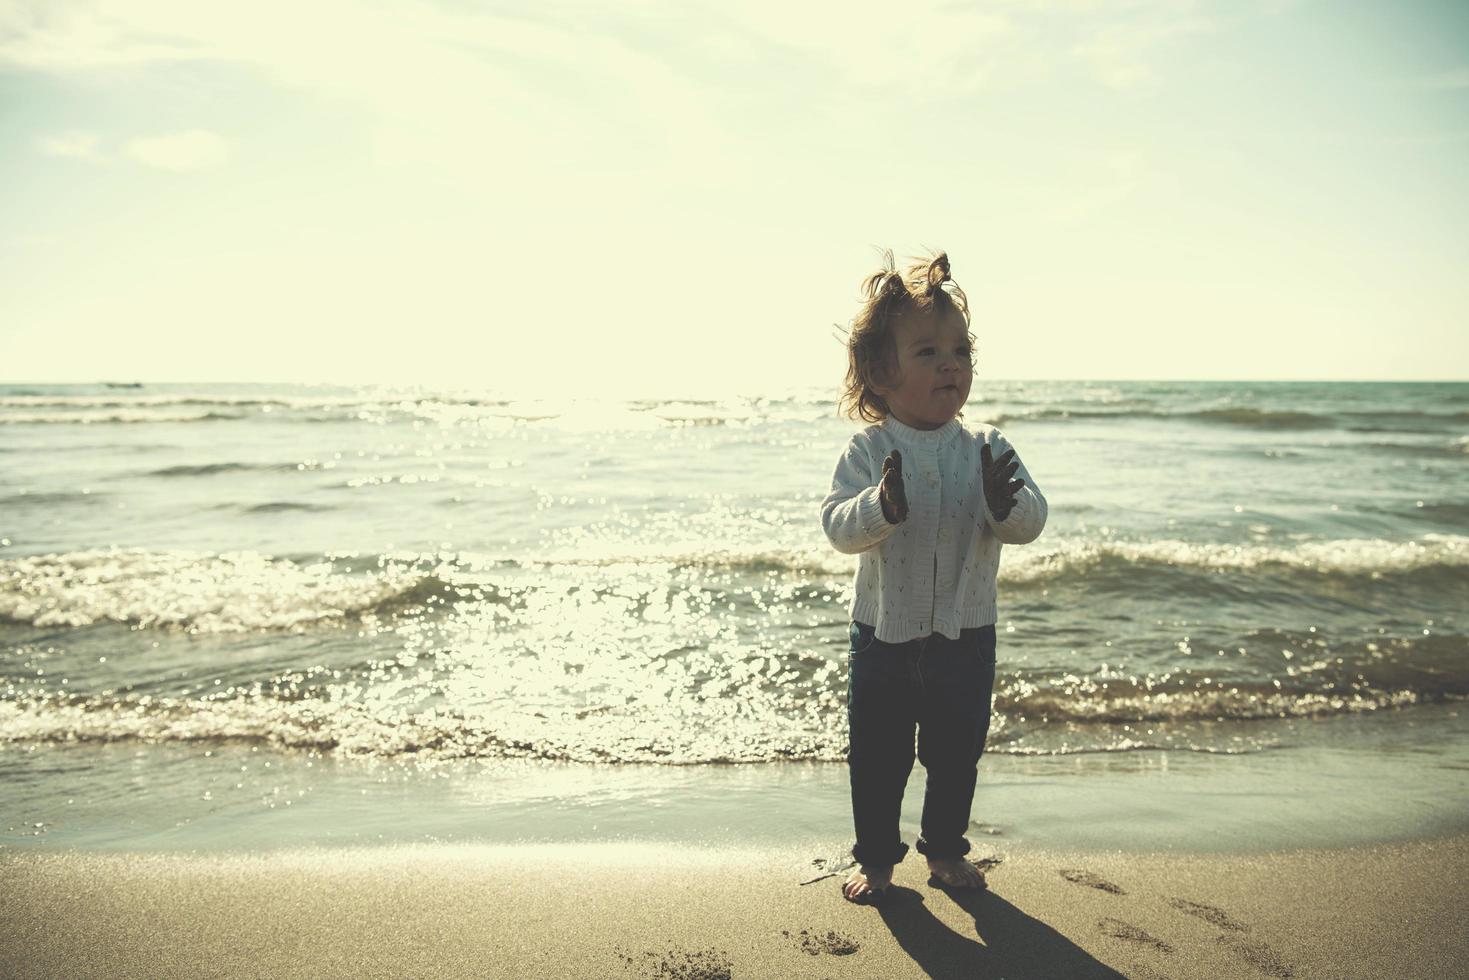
[1,0,1466,395]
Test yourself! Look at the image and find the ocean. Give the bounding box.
[3,379,1467,853]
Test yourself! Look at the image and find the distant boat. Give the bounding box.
[103,382,144,388]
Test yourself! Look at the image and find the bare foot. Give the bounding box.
[927,856,987,889]
[841,864,893,904]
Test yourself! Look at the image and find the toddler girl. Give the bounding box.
[820,250,1047,905]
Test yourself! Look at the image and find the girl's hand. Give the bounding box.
[981,443,1025,521]
[880,450,908,524]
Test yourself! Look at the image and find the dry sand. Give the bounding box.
[2,834,1466,979]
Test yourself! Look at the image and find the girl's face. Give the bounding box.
[873,312,973,430]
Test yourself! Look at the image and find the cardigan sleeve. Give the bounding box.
[982,427,1048,545]
[820,435,898,555]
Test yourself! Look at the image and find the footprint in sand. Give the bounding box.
[1169,897,1249,932]
[1216,935,1294,978]
[1060,868,1127,894]
[972,856,1004,874]
[1168,897,1293,977]
[1097,917,1174,954]
[783,928,861,957]
[614,946,733,980]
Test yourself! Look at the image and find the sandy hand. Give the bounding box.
[880,450,908,524]
[981,442,1025,522]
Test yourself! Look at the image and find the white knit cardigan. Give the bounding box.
[820,416,1047,642]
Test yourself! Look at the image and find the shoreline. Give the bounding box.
[3,835,1467,978]
[6,703,1469,856]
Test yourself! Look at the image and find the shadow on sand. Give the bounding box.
[874,881,1128,979]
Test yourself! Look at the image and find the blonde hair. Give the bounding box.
[836,249,972,423]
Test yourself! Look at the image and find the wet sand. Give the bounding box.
[2,835,1466,979]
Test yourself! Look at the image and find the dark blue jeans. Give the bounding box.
[846,620,997,867]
